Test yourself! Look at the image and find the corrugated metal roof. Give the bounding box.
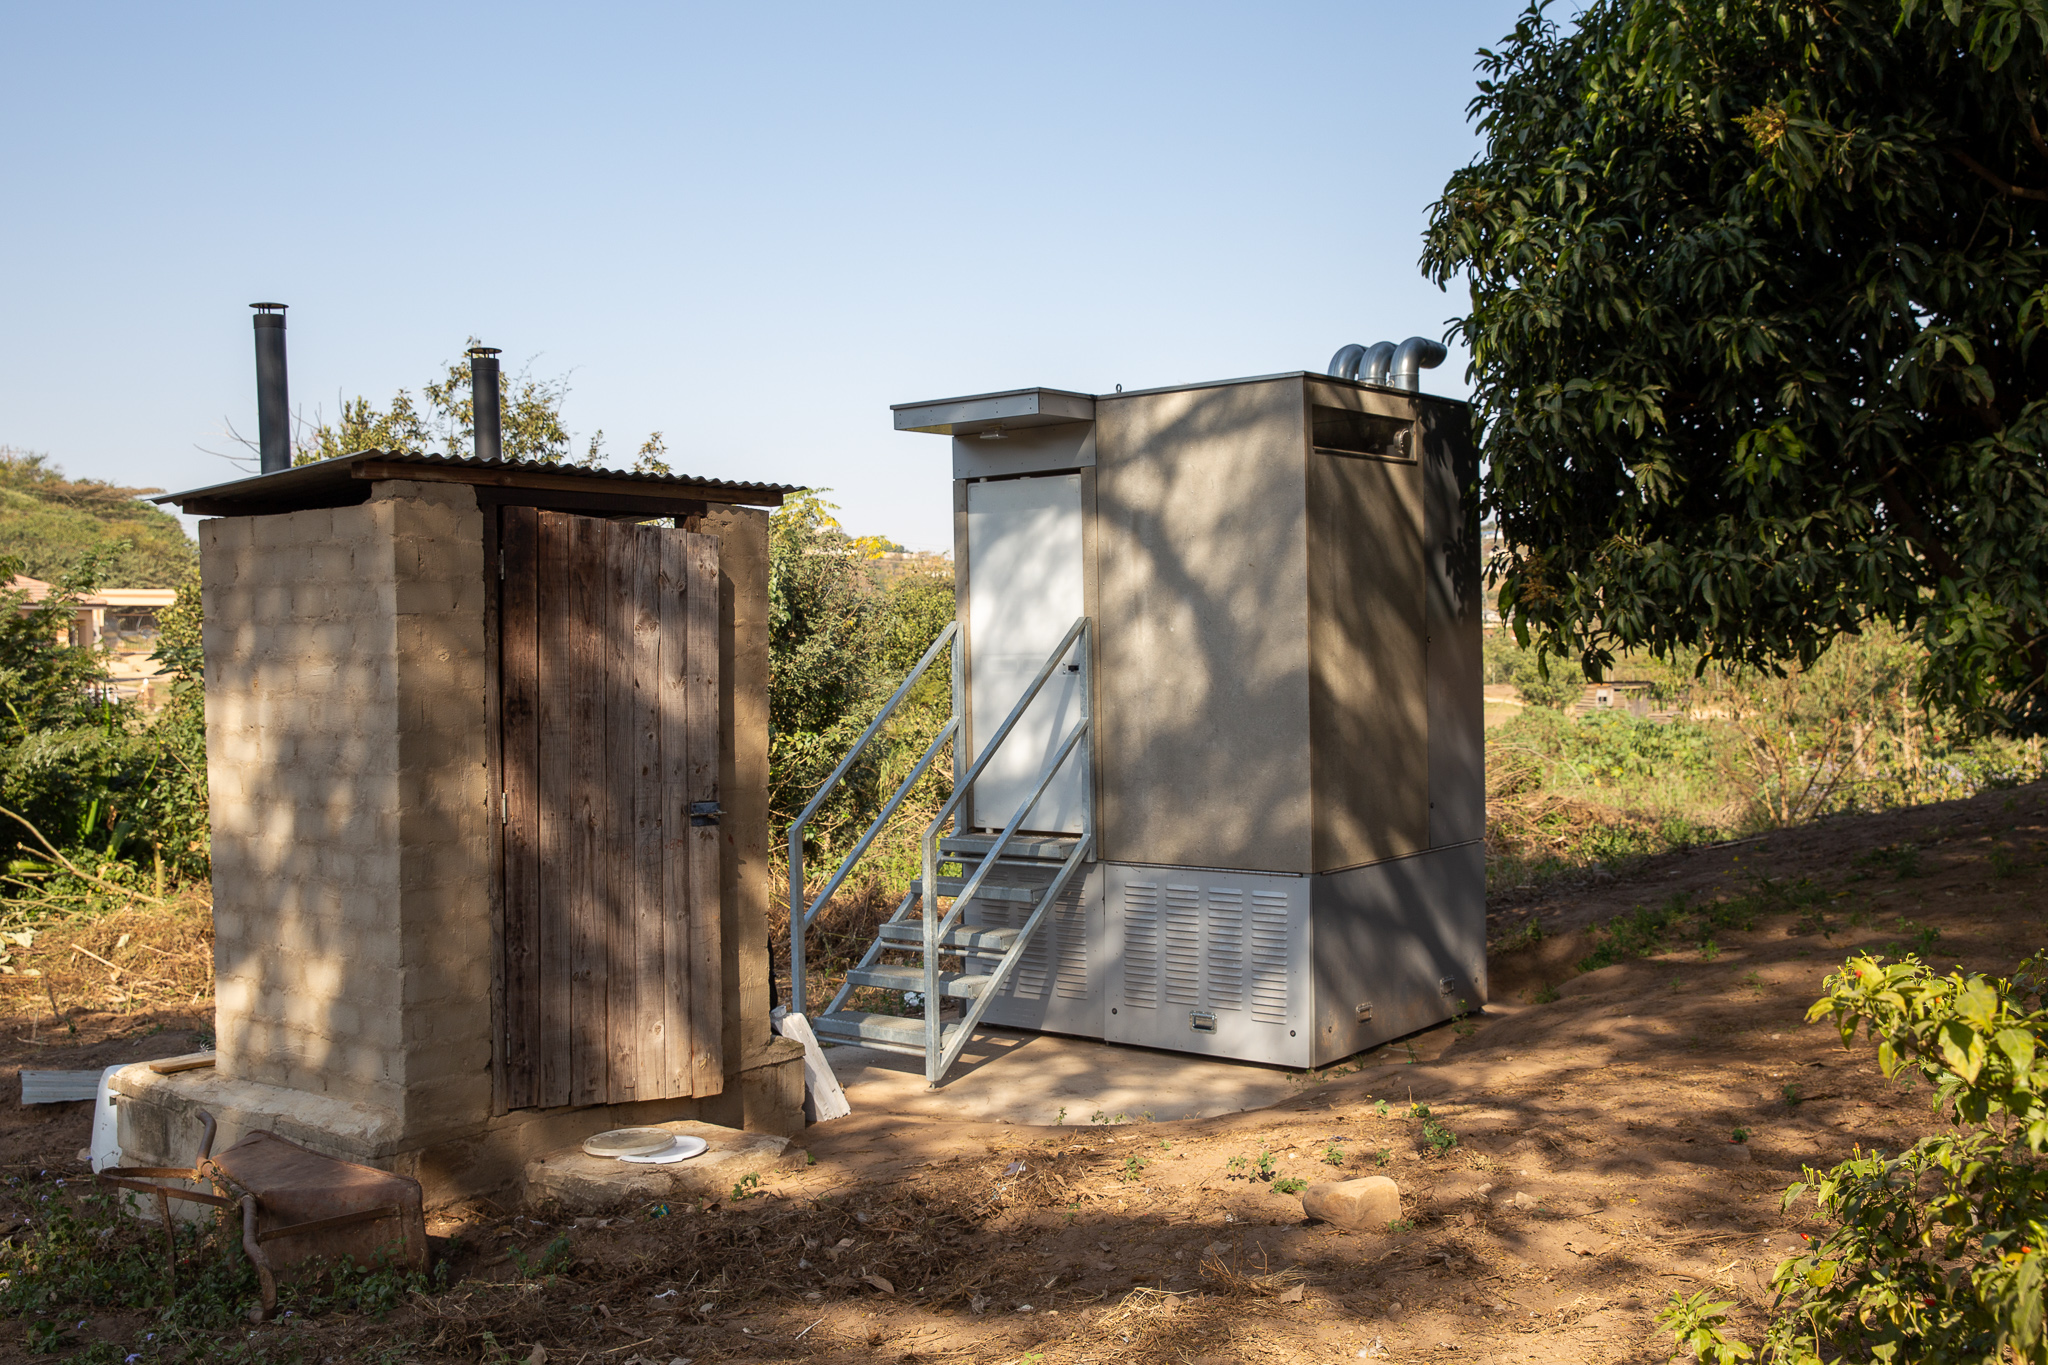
[154,448,799,513]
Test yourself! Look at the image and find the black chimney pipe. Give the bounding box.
[468,346,502,462]
[251,303,290,473]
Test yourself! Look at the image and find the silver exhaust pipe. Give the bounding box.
[1326,344,1366,381]
[1390,336,1446,392]
[1361,341,1397,386]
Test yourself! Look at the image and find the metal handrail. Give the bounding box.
[922,615,1089,846]
[787,621,958,1016]
[918,616,1090,1072]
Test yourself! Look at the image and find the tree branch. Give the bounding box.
[1951,148,2048,201]
[2028,113,2048,164]
[1877,469,1964,583]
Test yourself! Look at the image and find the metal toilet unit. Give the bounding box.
[795,339,1483,1079]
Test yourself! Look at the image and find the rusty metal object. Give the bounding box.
[211,1130,427,1276]
[94,1109,427,1323]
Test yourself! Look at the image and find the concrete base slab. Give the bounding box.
[523,1120,795,1213]
[822,1027,1303,1125]
[109,1038,808,1206]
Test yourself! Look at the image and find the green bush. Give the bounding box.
[0,560,207,884]
[1665,952,2048,1363]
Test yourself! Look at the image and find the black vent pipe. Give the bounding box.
[468,346,502,462]
[251,303,290,473]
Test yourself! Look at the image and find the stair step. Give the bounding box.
[877,922,1019,952]
[845,965,991,998]
[933,880,1035,903]
[813,1009,966,1051]
[939,834,1082,863]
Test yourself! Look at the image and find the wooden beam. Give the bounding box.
[351,460,784,508]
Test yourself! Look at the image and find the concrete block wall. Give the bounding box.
[202,481,491,1143]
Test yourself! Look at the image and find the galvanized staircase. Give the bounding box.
[787,617,1092,1086]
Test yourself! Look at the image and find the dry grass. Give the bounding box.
[0,887,213,1022]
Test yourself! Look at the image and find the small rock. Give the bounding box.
[1300,1176,1401,1230]
[1511,1191,1537,1209]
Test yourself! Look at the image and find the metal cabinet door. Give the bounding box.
[965,473,1086,833]
[1103,863,1309,1067]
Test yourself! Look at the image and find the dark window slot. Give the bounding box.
[1312,405,1412,461]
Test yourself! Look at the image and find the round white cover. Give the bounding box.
[618,1135,710,1165]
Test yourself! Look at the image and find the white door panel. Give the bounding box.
[966,474,1086,833]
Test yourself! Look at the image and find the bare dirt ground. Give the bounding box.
[4,780,2045,1363]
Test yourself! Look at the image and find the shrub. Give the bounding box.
[1666,952,2048,1362]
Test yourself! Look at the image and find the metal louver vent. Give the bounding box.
[1122,880,1160,1008]
[1205,887,1244,1010]
[1249,889,1291,1024]
[1052,885,1090,1000]
[1163,884,1201,1005]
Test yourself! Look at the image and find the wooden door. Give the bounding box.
[495,506,723,1110]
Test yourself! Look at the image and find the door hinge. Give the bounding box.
[498,548,505,580]
[501,790,509,825]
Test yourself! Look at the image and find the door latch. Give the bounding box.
[689,801,723,828]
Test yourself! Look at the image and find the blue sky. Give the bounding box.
[1,2,1538,550]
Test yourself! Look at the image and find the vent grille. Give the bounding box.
[1053,885,1090,1000]
[1163,884,1201,1005]
[1205,888,1244,1010]
[1249,889,1291,1024]
[1121,881,1159,1009]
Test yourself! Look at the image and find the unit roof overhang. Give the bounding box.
[891,372,1468,438]
[155,449,799,520]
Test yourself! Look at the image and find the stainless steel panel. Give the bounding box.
[965,474,1087,833]
[952,421,1096,480]
[1309,841,1485,1067]
[1422,400,1484,848]
[1104,862,1309,1067]
[893,388,1096,435]
[969,862,1105,1038]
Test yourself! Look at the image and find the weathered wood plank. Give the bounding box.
[683,530,724,1095]
[498,505,542,1111]
[656,530,693,1097]
[566,512,609,1107]
[534,509,575,1108]
[602,518,640,1103]
[624,527,666,1101]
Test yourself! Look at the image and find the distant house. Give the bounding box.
[7,574,179,701]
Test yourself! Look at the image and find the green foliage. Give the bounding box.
[296,339,668,472]
[1322,1145,1346,1167]
[1657,1291,1754,1365]
[0,559,201,879]
[1271,1176,1308,1196]
[1575,882,1820,974]
[1677,953,2048,1362]
[1420,1118,1459,1156]
[1426,0,2048,730]
[0,448,196,588]
[771,491,953,890]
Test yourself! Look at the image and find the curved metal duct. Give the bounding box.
[1390,336,1447,392]
[1326,343,1366,381]
[1361,341,1397,387]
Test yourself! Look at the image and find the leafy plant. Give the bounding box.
[729,1173,762,1202]
[1119,1156,1147,1183]
[1423,0,2048,731]
[1682,952,2048,1361]
[1272,1176,1308,1196]
[1531,982,1561,1004]
[1321,1145,1345,1167]
[1421,1119,1459,1156]
[508,1234,573,1280]
[1253,1148,1277,1182]
[1656,1291,1754,1365]
[1730,1128,1750,1144]
[1385,1218,1414,1234]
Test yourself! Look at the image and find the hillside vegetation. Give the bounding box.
[0,448,195,589]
